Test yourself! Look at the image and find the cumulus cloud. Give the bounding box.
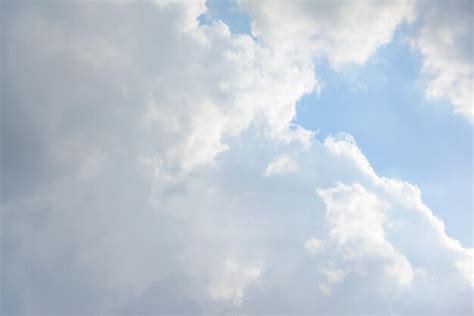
[1,1,472,315]
[318,182,414,287]
[264,154,297,177]
[412,0,473,121]
[209,258,262,305]
[1,1,314,312]
[239,0,414,68]
[239,0,473,122]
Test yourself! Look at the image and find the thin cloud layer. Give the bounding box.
[1,1,472,315]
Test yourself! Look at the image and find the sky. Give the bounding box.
[1,0,473,315]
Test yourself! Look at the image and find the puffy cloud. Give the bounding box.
[154,0,207,31]
[412,0,473,121]
[2,0,316,187]
[318,135,473,290]
[2,1,314,313]
[239,0,473,122]
[318,183,414,287]
[1,1,472,315]
[239,0,414,68]
[264,154,297,177]
[209,258,262,305]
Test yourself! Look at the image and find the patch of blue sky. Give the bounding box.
[296,30,472,246]
[200,0,252,35]
[203,0,472,246]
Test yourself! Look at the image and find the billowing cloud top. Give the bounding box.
[1,0,472,315]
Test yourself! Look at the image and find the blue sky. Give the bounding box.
[298,34,473,246]
[203,0,252,35]
[2,0,473,314]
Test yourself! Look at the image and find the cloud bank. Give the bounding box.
[1,1,472,315]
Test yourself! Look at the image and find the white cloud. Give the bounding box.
[7,0,316,177]
[239,0,414,68]
[304,238,325,256]
[264,154,297,177]
[239,0,473,122]
[154,0,207,31]
[318,182,414,287]
[1,1,472,315]
[412,0,473,121]
[209,258,262,305]
[2,2,315,312]
[317,135,473,290]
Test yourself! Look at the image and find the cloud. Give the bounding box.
[239,0,414,68]
[412,0,473,121]
[154,0,207,31]
[239,0,473,122]
[2,1,317,189]
[1,1,472,315]
[209,258,262,305]
[1,1,314,312]
[264,154,297,177]
[304,238,325,257]
[318,182,414,287]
